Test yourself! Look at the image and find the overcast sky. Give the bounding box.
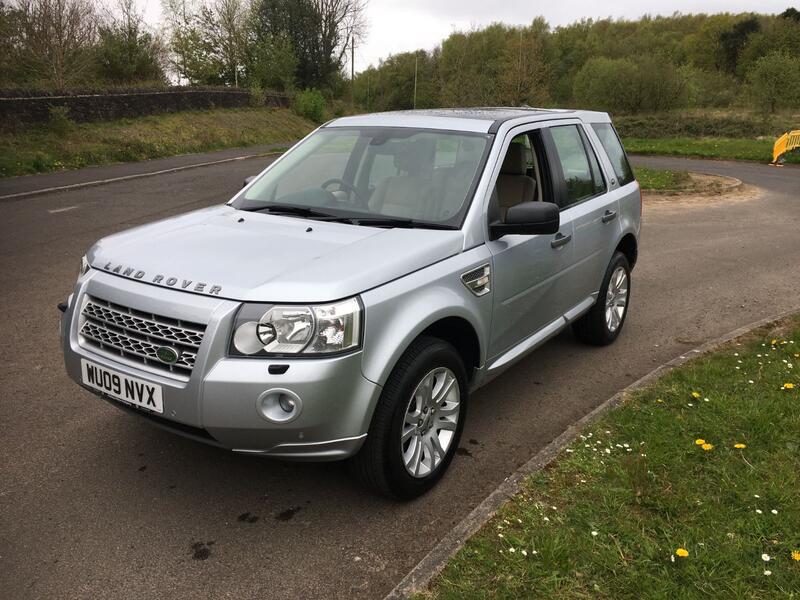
[140,0,792,72]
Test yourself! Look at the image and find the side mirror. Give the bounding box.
[490,202,560,240]
[243,175,256,188]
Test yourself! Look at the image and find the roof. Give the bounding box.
[326,107,611,134]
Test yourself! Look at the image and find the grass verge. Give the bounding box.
[0,107,315,178]
[624,136,800,165]
[424,316,800,599]
[634,166,691,192]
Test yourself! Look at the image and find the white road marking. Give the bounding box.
[48,205,79,214]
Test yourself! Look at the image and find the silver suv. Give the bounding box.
[61,108,641,499]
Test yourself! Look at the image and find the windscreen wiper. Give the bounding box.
[239,204,346,221]
[349,217,458,230]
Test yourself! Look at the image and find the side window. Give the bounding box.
[591,123,635,186]
[548,125,604,208]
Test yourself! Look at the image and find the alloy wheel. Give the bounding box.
[401,367,460,478]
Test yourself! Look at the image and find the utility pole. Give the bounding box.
[351,36,355,109]
[413,52,418,109]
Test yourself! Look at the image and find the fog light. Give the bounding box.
[279,395,295,413]
[256,388,302,423]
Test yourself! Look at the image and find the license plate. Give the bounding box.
[81,359,163,414]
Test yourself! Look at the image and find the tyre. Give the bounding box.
[349,336,468,500]
[573,251,631,346]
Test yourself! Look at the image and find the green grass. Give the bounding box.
[424,317,800,599]
[634,166,691,191]
[0,107,315,178]
[613,109,800,140]
[623,136,800,164]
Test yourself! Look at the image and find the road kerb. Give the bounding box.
[384,305,800,600]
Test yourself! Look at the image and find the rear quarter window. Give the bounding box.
[591,123,635,187]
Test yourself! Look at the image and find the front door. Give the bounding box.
[486,127,577,360]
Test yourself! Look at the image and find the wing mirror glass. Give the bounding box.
[490,201,560,240]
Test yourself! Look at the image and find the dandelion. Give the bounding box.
[762,553,771,562]
[782,383,795,389]
[771,339,778,345]
[691,391,701,398]
[734,443,747,449]
[791,550,800,561]
[695,439,706,445]
[701,443,714,451]
[676,548,689,557]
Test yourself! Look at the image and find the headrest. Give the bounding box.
[394,141,427,175]
[501,143,527,176]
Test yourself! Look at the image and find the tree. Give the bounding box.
[0,1,25,85]
[161,0,246,85]
[14,0,98,87]
[780,7,800,22]
[497,19,550,106]
[747,50,800,113]
[95,0,166,84]
[246,31,297,90]
[253,0,366,89]
[718,16,760,74]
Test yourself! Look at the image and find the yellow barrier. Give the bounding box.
[772,130,800,164]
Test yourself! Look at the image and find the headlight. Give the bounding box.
[230,297,362,357]
[79,255,90,278]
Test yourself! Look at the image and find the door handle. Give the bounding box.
[602,210,618,224]
[551,233,572,249]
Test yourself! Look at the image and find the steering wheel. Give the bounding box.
[321,178,367,207]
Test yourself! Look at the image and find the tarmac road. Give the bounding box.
[0,153,798,599]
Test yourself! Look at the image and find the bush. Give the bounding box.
[292,88,326,123]
[47,105,74,136]
[248,85,263,107]
[573,57,685,114]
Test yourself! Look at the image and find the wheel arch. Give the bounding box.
[418,316,481,382]
[615,233,638,269]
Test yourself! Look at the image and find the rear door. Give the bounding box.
[542,123,621,310]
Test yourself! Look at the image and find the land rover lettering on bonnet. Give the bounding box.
[61,107,641,499]
[101,262,223,296]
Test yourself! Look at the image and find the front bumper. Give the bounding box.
[61,271,382,460]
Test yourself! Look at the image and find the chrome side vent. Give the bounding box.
[461,264,491,297]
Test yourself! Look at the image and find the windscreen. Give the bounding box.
[233,127,491,227]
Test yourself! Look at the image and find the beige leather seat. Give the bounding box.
[369,142,434,220]
[496,144,536,218]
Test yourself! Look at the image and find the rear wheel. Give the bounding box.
[573,252,631,346]
[349,336,468,499]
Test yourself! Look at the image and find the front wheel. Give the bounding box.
[348,336,468,500]
[573,252,631,346]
